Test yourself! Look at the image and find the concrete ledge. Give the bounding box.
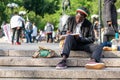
[0,43,120,58]
[0,57,120,67]
[103,51,120,58]
[0,49,120,58]
[0,79,90,80]
[70,51,120,58]
[0,67,120,78]
[0,78,120,80]
[9,50,35,57]
[0,50,9,56]
[1,43,120,79]
[69,51,90,57]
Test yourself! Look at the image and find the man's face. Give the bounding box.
[75,12,85,23]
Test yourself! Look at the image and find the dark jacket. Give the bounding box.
[103,0,118,32]
[66,16,95,44]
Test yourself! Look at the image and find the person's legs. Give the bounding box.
[47,33,52,43]
[61,35,81,58]
[25,30,32,43]
[29,33,32,43]
[46,34,49,43]
[32,36,36,43]
[48,34,50,43]
[50,33,53,42]
[56,35,79,69]
[25,31,29,43]
[16,27,22,44]
[12,28,16,44]
[83,44,105,69]
[82,44,103,62]
[29,30,33,43]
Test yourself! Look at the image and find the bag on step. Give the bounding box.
[32,46,56,58]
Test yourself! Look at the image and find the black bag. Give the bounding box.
[104,25,115,36]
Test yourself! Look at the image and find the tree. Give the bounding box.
[23,0,60,17]
[0,1,8,26]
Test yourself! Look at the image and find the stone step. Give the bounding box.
[0,66,120,79]
[0,57,120,67]
[0,78,119,80]
[0,78,92,80]
[0,49,120,58]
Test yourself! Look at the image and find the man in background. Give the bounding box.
[102,0,118,42]
[10,12,25,45]
[44,22,54,43]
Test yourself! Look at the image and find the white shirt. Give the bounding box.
[10,15,25,28]
[76,23,82,34]
[44,23,54,33]
[75,21,84,37]
[31,25,37,36]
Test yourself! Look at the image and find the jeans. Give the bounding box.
[25,30,33,43]
[61,35,103,62]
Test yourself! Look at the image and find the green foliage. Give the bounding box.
[0,1,7,24]
[40,12,60,30]
[23,0,60,17]
[0,0,120,30]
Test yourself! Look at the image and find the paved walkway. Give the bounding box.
[0,37,59,50]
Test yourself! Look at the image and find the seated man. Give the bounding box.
[56,7,105,69]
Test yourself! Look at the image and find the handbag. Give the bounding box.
[104,25,115,36]
[32,46,56,58]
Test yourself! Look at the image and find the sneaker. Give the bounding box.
[15,42,21,45]
[85,60,105,69]
[56,60,67,69]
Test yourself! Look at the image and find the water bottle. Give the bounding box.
[111,33,119,51]
[111,39,118,51]
[115,32,119,39]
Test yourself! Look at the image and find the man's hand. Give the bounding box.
[17,27,20,30]
[66,30,71,34]
[107,21,112,26]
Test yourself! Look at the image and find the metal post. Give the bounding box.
[98,0,102,44]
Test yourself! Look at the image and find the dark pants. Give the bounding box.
[103,35,114,42]
[12,27,22,43]
[32,36,37,43]
[61,35,103,62]
[46,33,53,43]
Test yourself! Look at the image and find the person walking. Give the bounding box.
[56,7,105,69]
[31,22,38,43]
[44,22,54,43]
[10,12,25,45]
[25,20,33,43]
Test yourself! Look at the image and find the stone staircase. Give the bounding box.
[0,43,120,80]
